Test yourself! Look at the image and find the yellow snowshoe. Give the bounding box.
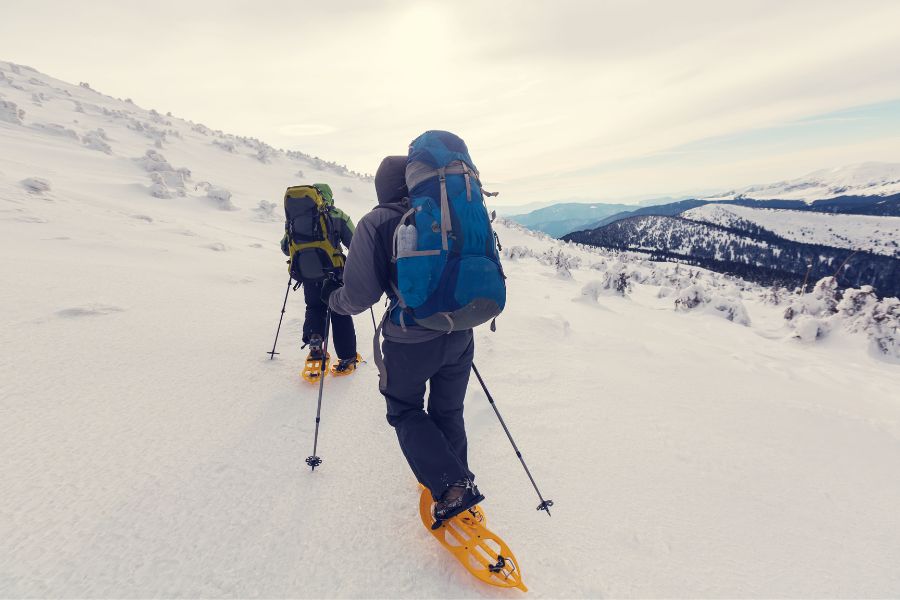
[330,353,363,377]
[418,486,527,592]
[301,350,330,383]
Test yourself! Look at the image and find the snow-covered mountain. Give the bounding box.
[3,61,900,598]
[506,201,636,237]
[710,162,900,203]
[683,204,900,258]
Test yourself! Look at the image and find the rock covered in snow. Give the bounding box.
[21,177,51,193]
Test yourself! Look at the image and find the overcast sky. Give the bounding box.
[4,0,900,205]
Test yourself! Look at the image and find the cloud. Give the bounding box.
[3,0,900,202]
[278,123,337,137]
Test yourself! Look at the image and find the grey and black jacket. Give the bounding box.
[327,156,443,345]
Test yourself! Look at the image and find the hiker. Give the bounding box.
[280,183,361,380]
[323,132,505,521]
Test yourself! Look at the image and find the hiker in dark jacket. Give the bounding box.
[281,183,360,377]
[323,156,482,520]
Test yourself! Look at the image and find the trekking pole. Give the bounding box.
[472,363,554,516]
[369,307,377,331]
[306,307,332,471]
[267,276,296,359]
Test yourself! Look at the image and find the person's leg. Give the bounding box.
[383,336,471,499]
[427,330,475,481]
[302,279,326,346]
[330,312,357,360]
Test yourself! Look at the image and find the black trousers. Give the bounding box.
[301,278,357,360]
[382,330,475,500]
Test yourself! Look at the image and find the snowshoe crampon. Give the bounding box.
[301,352,330,383]
[330,353,362,377]
[418,486,526,592]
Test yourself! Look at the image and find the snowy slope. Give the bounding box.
[683,203,900,258]
[710,162,900,202]
[3,62,900,598]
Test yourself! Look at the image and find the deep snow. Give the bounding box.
[2,60,900,598]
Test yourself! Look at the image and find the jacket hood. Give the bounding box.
[374,156,408,205]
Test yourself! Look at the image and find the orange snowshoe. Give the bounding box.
[330,353,363,377]
[301,350,330,383]
[418,487,527,592]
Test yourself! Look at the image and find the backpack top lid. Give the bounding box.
[408,130,474,171]
[284,183,333,206]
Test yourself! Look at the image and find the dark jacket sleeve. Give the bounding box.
[331,207,355,250]
[280,225,290,256]
[328,210,390,315]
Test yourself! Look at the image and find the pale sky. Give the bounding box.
[4,0,900,205]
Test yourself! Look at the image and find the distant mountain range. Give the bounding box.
[506,202,637,237]
[510,162,900,239]
[563,214,900,297]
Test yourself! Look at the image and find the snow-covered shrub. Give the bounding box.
[342,186,353,193]
[136,149,173,172]
[82,130,111,154]
[709,295,751,325]
[255,146,276,164]
[295,169,305,178]
[784,277,839,321]
[835,287,900,359]
[582,269,632,299]
[502,245,534,261]
[253,200,280,221]
[673,283,750,325]
[21,177,51,193]
[31,123,79,140]
[213,139,236,153]
[0,100,24,124]
[791,315,830,343]
[674,284,710,311]
[657,286,674,299]
[206,186,237,211]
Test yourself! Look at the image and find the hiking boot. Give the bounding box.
[331,353,362,376]
[307,335,324,359]
[432,480,485,523]
[301,335,330,383]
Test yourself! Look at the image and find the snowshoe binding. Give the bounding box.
[301,336,330,384]
[330,353,362,377]
[431,480,486,528]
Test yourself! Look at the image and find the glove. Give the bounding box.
[320,276,343,305]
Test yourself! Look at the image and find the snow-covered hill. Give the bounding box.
[3,61,900,598]
[683,203,900,258]
[710,162,900,202]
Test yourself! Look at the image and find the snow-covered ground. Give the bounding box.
[3,61,900,598]
[683,203,900,257]
[708,162,900,202]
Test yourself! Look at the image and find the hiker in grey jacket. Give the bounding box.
[323,155,482,519]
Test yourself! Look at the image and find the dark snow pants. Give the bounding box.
[301,278,357,360]
[382,330,475,500]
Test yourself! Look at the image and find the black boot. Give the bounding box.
[432,480,485,525]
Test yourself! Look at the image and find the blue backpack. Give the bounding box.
[390,131,506,331]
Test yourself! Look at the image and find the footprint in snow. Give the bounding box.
[56,304,124,318]
[205,242,228,251]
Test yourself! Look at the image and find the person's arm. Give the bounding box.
[280,225,290,256]
[332,207,355,249]
[328,212,388,315]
